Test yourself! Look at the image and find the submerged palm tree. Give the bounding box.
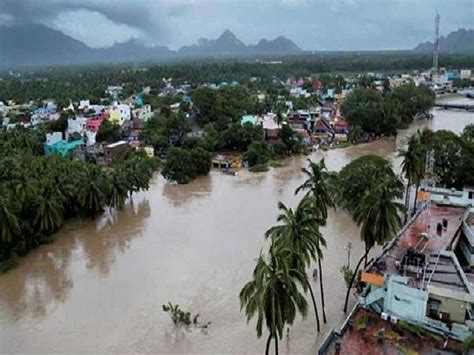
[240,243,308,355]
[0,189,20,243]
[77,165,108,216]
[106,169,129,209]
[343,177,404,312]
[295,158,333,323]
[33,182,65,233]
[265,198,325,331]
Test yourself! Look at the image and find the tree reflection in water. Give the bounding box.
[0,198,150,320]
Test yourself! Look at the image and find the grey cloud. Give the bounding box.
[0,0,472,50]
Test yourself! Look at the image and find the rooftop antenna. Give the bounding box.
[433,12,440,74]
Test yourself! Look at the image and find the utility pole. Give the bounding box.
[433,13,440,75]
[345,242,352,269]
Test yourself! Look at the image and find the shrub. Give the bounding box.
[249,163,269,173]
[244,141,271,167]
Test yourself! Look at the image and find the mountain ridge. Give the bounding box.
[413,28,474,53]
[0,24,303,68]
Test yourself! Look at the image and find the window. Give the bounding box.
[427,298,441,318]
[468,191,473,199]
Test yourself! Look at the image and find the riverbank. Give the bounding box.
[0,108,472,354]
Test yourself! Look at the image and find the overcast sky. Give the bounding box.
[0,0,473,50]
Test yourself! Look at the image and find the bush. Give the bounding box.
[271,140,288,157]
[96,119,122,143]
[162,147,212,184]
[0,257,18,274]
[338,155,400,212]
[249,163,269,173]
[244,141,271,167]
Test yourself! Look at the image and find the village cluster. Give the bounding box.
[0,66,472,169]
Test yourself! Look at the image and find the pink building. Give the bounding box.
[85,111,109,132]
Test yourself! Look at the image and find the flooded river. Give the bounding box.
[0,108,472,354]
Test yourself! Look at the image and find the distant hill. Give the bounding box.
[0,24,303,68]
[0,24,95,67]
[179,29,302,56]
[414,28,474,53]
[0,24,175,67]
[95,38,174,63]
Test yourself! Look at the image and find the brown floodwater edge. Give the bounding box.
[0,110,472,354]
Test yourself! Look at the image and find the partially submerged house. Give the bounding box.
[356,187,474,341]
[321,186,474,354]
[103,140,131,165]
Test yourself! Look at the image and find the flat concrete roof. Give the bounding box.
[329,308,463,355]
[369,203,466,280]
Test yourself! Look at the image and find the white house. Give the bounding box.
[79,100,90,110]
[46,132,63,145]
[0,101,9,116]
[460,69,472,80]
[67,116,87,136]
[109,103,131,126]
[84,131,97,146]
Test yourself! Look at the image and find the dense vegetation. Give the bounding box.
[433,126,474,188]
[341,83,435,136]
[0,127,158,272]
[139,85,305,182]
[398,126,474,197]
[1,52,473,105]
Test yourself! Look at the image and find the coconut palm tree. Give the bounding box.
[343,177,404,312]
[106,169,129,209]
[239,243,308,355]
[0,189,20,243]
[33,183,65,234]
[296,158,334,220]
[399,134,426,220]
[399,136,418,219]
[295,159,333,323]
[77,165,108,216]
[265,198,325,331]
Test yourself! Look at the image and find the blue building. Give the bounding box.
[44,139,84,157]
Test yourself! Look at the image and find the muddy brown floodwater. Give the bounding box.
[0,109,472,354]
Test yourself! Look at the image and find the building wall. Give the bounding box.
[428,294,470,324]
[384,277,428,322]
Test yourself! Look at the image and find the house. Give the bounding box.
[241,115,259,125]
[333,117,349,133]
[79,100,90,110]
[83,131,96,146]
[287,111,309,131]
[67,116,87,136]
[46,132,63,145]
[212,153,242,170]
[460,69,471,80]
[44,138,84,157]
[333,117,349,142]
[109,103,131,126]
[0,101,9,116]
[321,101,337,120]
[132,104,153,121]
[85,112,108,133]
[258,114,279,140]
[312,79,323,92]
[356,188,474,342]
[313,118,332,135]
[170,102,181,113]
[103,141,131,165]
[122,118,144,141]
